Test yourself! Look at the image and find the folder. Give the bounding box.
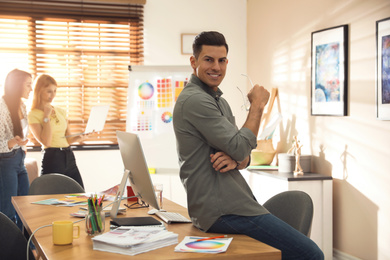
[110,216,162,227]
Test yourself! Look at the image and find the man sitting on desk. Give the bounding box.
[172,31,323,260]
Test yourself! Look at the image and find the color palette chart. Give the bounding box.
[130,81,155,132]
[161,111,172,123]
[132,110,153,132]
[175,78,188,101]
[174,236,233,254]
[137,100,155,109]
[185,240,225,250]
[138,82,154,100]
[137,81,155,109]
[157,78,172,108]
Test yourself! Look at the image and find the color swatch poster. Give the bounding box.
[127,66,190,137]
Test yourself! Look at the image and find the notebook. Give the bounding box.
[66,105,110,137]
[110,217,162,227]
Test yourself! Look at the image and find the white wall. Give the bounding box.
[27,0,248,194]
[247,0,390,259]
[141,0,248,169]
[26,150,123,192]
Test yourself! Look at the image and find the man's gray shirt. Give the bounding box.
[173,74,269,231]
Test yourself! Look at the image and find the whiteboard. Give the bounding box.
[127,65,192,169]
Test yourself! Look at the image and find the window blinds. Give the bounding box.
[0,0,144,146]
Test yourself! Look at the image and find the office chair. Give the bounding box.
[263,190,313,237]
[28,173,85,195]
[0,212,35,260]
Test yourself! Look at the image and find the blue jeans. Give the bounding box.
[208,214,324,260]
[0,148,29,230]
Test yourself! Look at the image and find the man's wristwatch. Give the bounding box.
[43,117,50,123]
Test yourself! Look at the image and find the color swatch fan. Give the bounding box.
[174,236,233,254]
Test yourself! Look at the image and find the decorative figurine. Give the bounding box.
[287,136,304,176]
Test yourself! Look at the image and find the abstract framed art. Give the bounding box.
[376,17,390,120]
[311,25,348,116]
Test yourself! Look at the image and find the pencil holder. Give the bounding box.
[85,207,105,236]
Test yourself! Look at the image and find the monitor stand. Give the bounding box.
[109,169,130,218]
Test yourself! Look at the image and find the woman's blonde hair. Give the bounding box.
[31,74,57,109]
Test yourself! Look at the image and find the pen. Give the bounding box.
[195,235,227,242]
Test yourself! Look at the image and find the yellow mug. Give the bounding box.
[52,221,80,245]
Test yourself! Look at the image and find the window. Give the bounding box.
[0,0,144,147]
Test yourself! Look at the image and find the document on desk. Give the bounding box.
[92,226,178,256]
[174,236,233,254]
[32,196,88,206]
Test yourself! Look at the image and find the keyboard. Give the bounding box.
[155,211,192,224]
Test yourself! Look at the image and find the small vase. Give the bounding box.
[250,139,276,165]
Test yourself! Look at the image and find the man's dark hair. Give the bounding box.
[192,31,229,59]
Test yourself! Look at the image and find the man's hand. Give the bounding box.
[210,152,238,173]
[247,84,270,110]
[242,84,270,137]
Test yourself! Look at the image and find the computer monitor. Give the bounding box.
[116,130,160,211]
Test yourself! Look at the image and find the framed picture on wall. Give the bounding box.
[181,33,197,55]
[376,17,390,120]
[311,25,348,116]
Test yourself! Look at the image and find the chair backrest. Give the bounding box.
[28,173,85,195]
[263,190,313,236]
[0,212,35,260]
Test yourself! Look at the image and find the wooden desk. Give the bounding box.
[12,194,281,260]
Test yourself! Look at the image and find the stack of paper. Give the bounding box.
[92,226,178,256]
[174,236,233,254]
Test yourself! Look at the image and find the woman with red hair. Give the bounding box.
[0,69,32,230]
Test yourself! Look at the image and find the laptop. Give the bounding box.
[66,105,110,137]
